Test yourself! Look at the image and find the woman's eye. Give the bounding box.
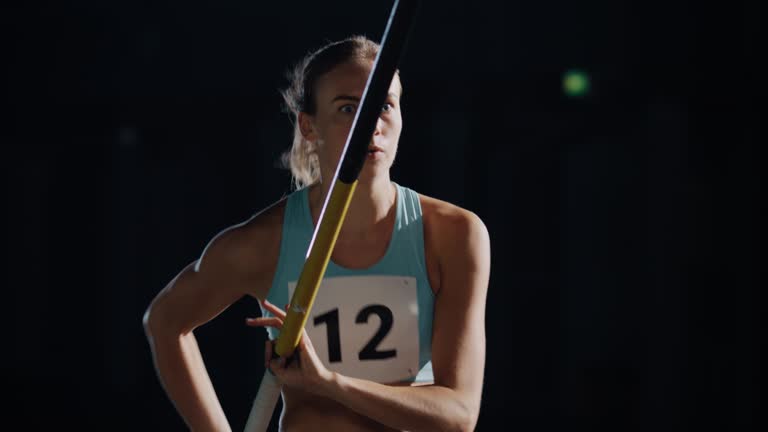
[340,103,393,114]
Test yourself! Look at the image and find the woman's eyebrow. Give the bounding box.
[331,92,399,103]
[331,95,360,103]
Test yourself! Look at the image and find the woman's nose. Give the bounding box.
[373,117,384,135]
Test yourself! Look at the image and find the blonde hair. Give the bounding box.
[279,35,381,190]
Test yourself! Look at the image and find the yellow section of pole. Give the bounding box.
[274,179,358,358]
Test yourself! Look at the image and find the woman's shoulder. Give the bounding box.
[415,191,489,271]
[416,192,487,235]
[245,194,290,232]
[415,192,490,298]
[200,195,289,296]
[234,195,289,260]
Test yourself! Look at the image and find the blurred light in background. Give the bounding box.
[562,68,590,98]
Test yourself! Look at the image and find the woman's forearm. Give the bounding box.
[319,373,476,432]
[146,330,231,432]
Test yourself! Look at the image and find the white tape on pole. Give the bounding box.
[244,370,282,432]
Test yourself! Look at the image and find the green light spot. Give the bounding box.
[563,69,590,97]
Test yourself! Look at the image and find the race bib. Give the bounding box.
[288,275,420,383]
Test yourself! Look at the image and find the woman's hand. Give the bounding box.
[246,299,335,396]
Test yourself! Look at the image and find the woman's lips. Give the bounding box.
[366,147,384,159]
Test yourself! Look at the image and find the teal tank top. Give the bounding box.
[261,182,434,383]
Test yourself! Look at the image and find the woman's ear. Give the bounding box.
[298,112,317,143]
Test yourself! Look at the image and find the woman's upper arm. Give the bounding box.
[144,223,274,336]
[430,210,491,411]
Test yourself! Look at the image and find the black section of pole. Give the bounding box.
[337,0,421,184]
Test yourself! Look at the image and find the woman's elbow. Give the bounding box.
[459,390,483,432]
[142,303,162,339]
[455,406,479,432]
[442,394,479,432]
[143,301,181,339]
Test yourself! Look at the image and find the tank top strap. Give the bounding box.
[284,186,313,254]
[389,182,428,278]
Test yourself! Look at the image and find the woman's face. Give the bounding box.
[299,59,402,184]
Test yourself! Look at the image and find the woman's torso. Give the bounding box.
[242,183,444,431]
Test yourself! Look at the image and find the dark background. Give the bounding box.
[2,0,761,430]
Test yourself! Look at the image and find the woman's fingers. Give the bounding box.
[246,299,287,329]
[299,327,314,352]
[252,301,313,377]
[260,299,287,319]
[245,317,283,328]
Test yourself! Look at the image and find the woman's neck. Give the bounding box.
[308,175,396,242]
